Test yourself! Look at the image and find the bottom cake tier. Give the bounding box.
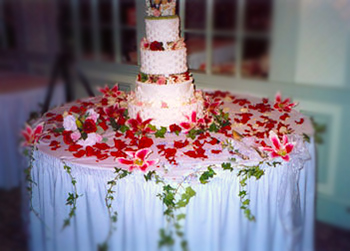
[128,91,204,128]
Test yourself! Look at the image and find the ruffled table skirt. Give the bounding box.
[29,141,315,251]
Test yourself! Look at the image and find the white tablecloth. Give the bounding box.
[29,143,315,251]
[0,73,64,189]
[28,92,315,251]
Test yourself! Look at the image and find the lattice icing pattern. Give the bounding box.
[145,17,179,43]
[140,48,187,75]
[135,80,194,107]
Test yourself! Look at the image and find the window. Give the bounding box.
[181,0,272,79]
[0,0,17,50]
[57,0,272,80]
[58,0,137,64]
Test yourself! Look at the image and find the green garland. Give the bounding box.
[62,164,81,230]
[98,168,131,251]
[144,171,196,251]
[23,146,43,222]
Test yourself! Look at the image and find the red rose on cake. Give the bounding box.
[150,41,164,51]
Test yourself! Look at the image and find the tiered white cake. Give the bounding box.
[128,1,204,128]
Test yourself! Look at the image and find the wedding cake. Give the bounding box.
[128,0,204,128]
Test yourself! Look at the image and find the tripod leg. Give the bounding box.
[77,69,95,97]
[61,61,75,102]
[41,58,61,114]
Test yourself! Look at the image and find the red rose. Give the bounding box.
[99,120,108,131]
[70,106,80,113]
[63,131,73,145]
[83,119,97,133]
[150,41,163,51]
[169,124,182,134]
[138,136,154,148]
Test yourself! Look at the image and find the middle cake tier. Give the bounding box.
[140,48,187,75]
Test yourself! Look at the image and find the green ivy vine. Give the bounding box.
[98,168,131,251]
[62,164,81,230]
[144,170,196,251]
[23,146,43,222]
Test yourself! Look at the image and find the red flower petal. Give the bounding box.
[270,134,282,150]
[73,150,86,158]
[138,137,154,148]
[295,118,304,125]
[136,148,150,161]
[174,139,189,149]
[281,155,290,161]
[285,143,294,153]
[117,158,134,165]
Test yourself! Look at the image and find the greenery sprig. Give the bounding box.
[208,110,231,133]
[145,171,196,251]
[62,164,81,230]
[98,168,131,251]
[236,163,265,221]
[199,165,216,184]
[23,146,44,223]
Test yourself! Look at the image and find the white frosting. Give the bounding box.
[140,48,187,75]
[146,17,179,43]
[128,93,204,128]
[135,80,194,107]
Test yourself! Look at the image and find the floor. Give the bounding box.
[1,188,349,251]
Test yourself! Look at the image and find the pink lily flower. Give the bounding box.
[116,148,158,171]
[126,113,155,136]
[262,131,294,161]
[180,111,204,133]
[274,92,298,112]
[21,122,44,146]
[204,99,223,116]
[97,84,121,97]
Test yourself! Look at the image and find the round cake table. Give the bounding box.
[27,90,315,251]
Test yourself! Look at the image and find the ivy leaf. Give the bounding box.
[53,127,65,133]
[155,127,167,138]
[176,187,196,208]
[140,72,148,82]
[144,170,156,181]
[158,228,175,248]
[187,128,197,140]
[303,133,310,143]
[62,218,70,228]
[238,190,246,197]
[148,124,157,131]
[243,199,250,205]
[97,242,108,251]
[209,123,218,132]
[177,213,186,221]
[185,186,196,197]
[222,162,233,171]
[199,166,216,184]
[119,125,129,133]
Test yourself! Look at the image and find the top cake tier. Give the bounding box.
[145,16,179,43]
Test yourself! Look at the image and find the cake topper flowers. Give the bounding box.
[146,0,176,17]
